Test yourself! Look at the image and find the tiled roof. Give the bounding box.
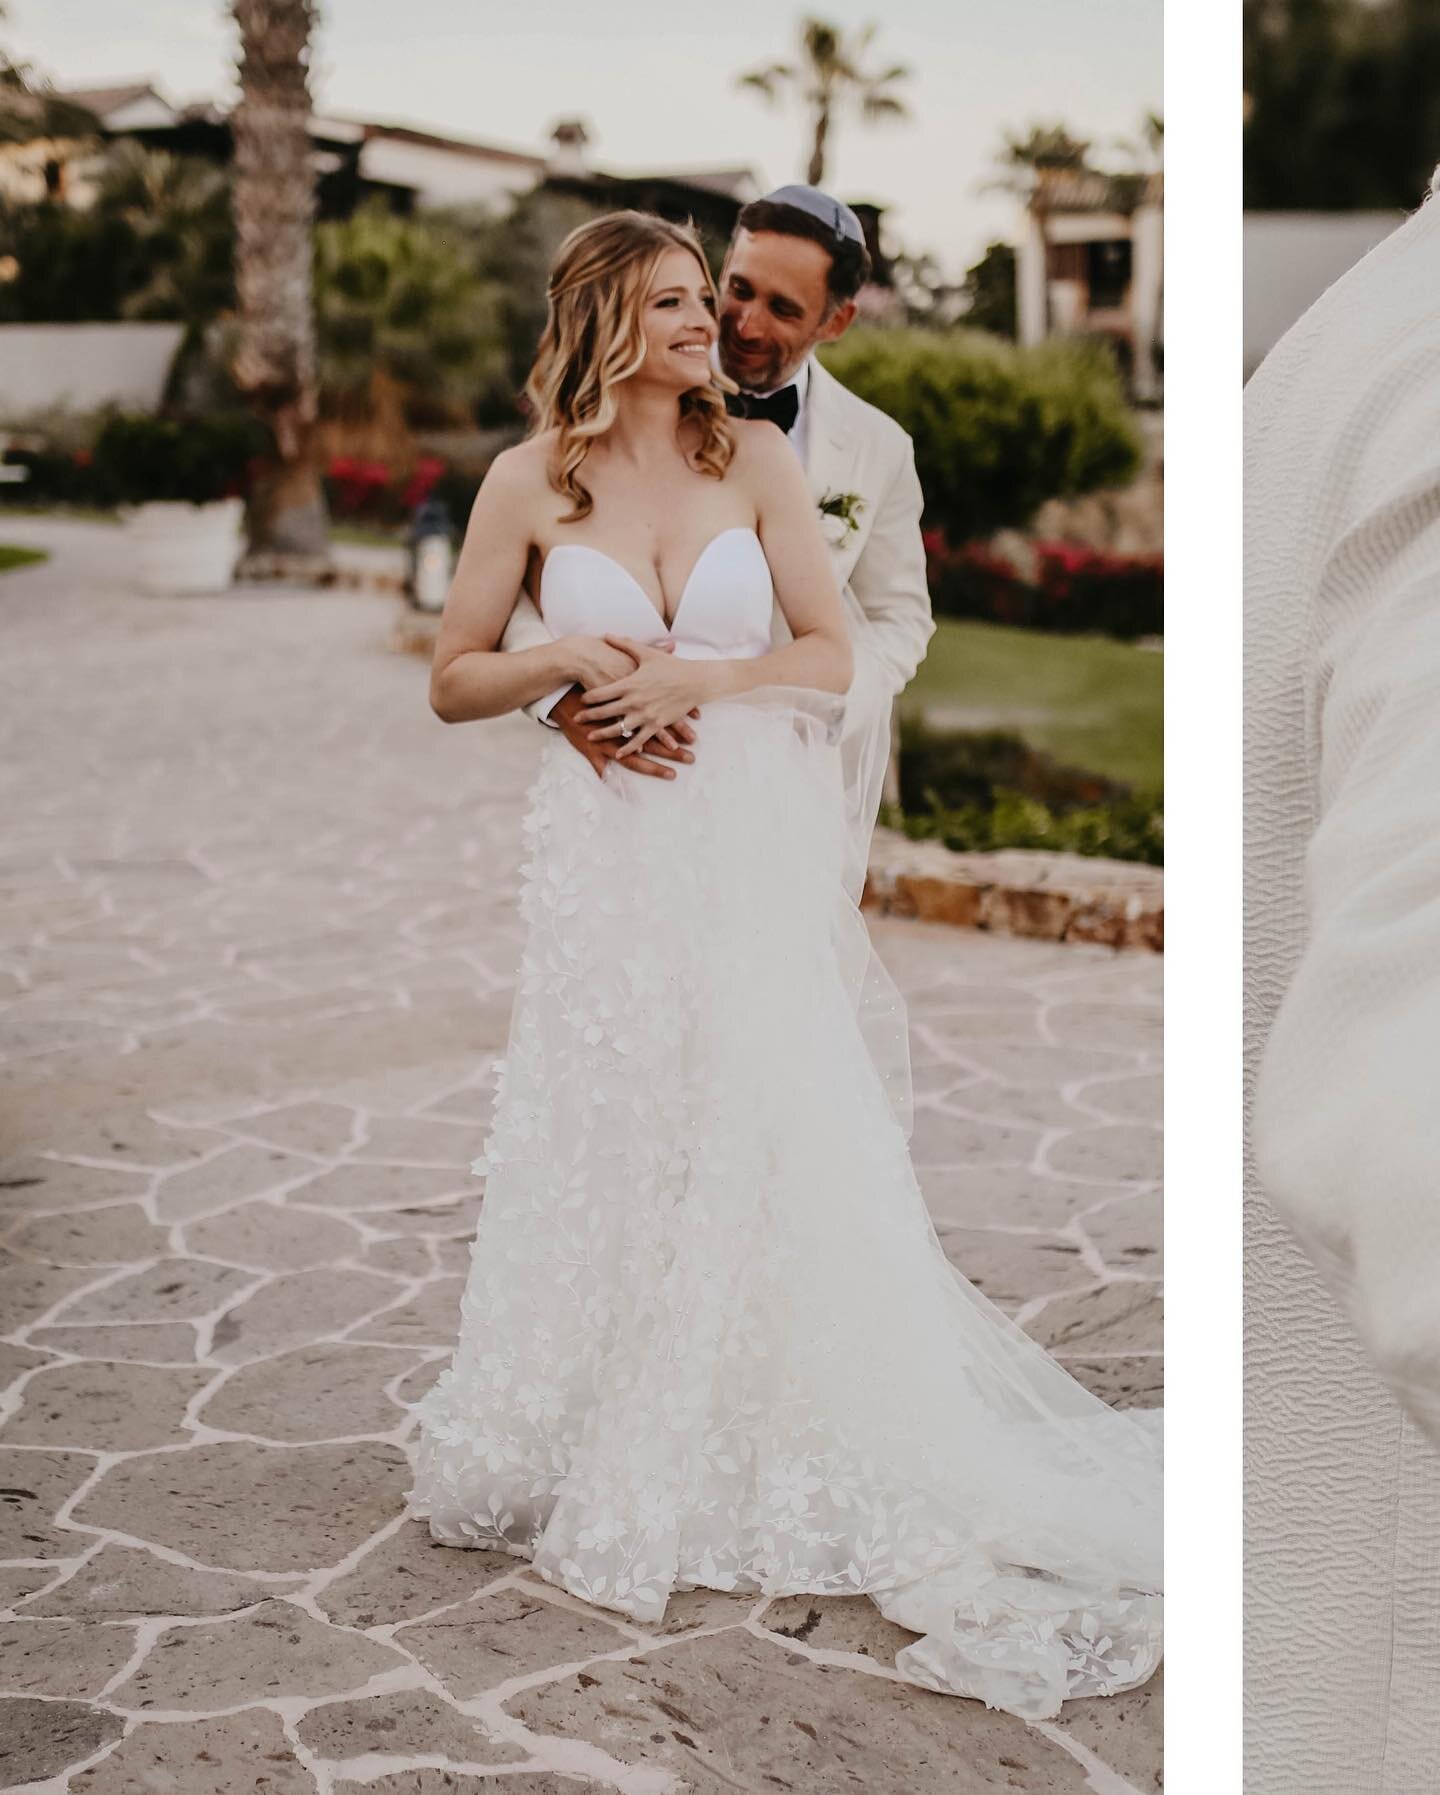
[354,120,546,168]
[1034,167,1163,213]
[56,82,166,118]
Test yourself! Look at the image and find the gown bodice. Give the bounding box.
[537,525,773,662]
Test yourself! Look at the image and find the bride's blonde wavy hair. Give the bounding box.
[524,211,738,521]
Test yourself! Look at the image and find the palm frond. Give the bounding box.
[735,15,913,180]
[736,63,793,100]
[860,92,910,123]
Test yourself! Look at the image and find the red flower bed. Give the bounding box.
[323,454,466,526]
[925,532,1163,640]
[326,456,396,517]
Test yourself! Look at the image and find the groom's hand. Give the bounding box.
[550,686,698,781]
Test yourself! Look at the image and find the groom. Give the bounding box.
[498,183,935,836]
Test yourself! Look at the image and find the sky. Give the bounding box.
[10,0,1161,278]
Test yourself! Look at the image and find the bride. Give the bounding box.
[402,209,1162,1722]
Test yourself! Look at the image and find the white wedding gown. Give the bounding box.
[402,526,1162,1721]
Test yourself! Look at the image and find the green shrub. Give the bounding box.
[313,198,507,417]
[899,719,1128,813]
[892,715,1162,866]
[89,412,272,506]
[818,327,1143,543]
[0,146,234,330]
[883,791,1164,865]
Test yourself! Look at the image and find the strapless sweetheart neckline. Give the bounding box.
[539,525,761,631]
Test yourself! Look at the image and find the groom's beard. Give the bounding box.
[717,323,793,394]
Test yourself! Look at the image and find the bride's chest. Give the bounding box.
[537,527,775,656]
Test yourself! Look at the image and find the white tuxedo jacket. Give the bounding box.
[496,356,935,815]
[1244,178,1440,1793]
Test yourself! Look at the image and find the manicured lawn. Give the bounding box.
[0,545,48,574]
[902,616,1162,793]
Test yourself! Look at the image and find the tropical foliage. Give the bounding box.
[956,243,1017,338]
[313,199,506,415]
[985,122,1093,196]
[819,327,1142,542]
[0,145,232,337]
[736,16,910,185]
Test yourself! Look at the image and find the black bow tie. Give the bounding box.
[725,383,800,434]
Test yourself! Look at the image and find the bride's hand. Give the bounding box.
[563,635,645,691]
[577,635,712,758]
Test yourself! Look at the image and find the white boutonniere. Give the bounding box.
[817,489,865,547]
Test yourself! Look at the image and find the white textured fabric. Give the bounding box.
[404,529,1162,1722]
[1245,180,1440,1792]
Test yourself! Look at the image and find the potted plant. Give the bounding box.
[91,412,270,595]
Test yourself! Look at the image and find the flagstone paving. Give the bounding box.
[0,519,1161,1794]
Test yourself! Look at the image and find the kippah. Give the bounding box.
[759,183,866,247]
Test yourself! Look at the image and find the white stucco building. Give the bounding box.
[1014,168,1163,403]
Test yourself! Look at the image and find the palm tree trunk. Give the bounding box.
[230,0,332,568]
[807,101,831,186]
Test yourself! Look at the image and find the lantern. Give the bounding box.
[407,497,455,613]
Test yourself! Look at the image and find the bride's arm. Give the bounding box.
[723,421,854,697]
[430,448,633,723]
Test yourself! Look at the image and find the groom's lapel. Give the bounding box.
[772,360,864,647]
[803,359,856,511]
[804,359,875,592]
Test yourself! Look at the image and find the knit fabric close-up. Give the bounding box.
[1244,174,1440,1794]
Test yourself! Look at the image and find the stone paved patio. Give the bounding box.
[0,520,1161,1794]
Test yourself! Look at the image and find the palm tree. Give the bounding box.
[229,0,330,567]
[737,18,911,188]
[983,123,1093,201]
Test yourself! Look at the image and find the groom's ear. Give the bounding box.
[816,298,857,345]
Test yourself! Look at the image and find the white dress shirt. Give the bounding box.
[746,354,812,467]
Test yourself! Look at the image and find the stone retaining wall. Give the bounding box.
[862,826,1162,952]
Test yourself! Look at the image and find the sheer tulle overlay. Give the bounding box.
[401,534,1161,1721]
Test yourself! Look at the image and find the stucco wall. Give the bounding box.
[0,322,184,421]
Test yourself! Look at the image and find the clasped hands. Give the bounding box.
[554,634,712,782]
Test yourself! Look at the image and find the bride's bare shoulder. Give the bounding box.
[726,416,792,476]
[486,431,557,487]
[472,433,559,520]
[727,416,788,455]
[726,417,803,505]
